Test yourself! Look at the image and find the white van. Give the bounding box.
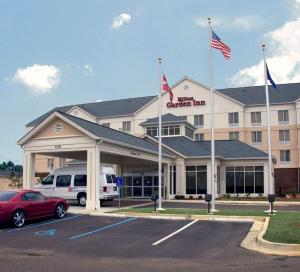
[34,166,119,206]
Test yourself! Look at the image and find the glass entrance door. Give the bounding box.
[122,174,164,198]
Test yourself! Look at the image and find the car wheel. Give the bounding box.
[56,203,66,219]
[78,194,86,207]
[12,210,26,228]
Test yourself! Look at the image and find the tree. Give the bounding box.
[8,174,23,189]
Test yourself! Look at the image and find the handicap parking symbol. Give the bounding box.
[34,229,56,236]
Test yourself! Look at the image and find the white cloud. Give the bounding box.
[194,15,264,30]
[111,13,132,29]
[96,99,102,102]
[14,64,60,94]
[83,64,93,77]
[231,18,300,86]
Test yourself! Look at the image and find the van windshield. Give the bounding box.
[111,175,117,184]
[106,174,117,184]
[42,175,54,185]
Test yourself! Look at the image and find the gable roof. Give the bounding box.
[217,83,300,106]
[162,137,268,159]
[26,95,156,127]
[20,111,174,158]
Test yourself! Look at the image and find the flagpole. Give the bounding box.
[158,57,163,210]
[262,44,275,211]
[208,17,216,212]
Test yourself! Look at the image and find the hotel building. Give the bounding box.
[19,76,300,204]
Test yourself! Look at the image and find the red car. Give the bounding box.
[0,190,69,228]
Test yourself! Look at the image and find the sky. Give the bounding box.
[0,0,299,164]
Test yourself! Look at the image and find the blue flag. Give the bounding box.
[266,63,277,90]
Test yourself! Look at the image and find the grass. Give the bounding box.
[264,212,300,244]
[115,208,300,244]
[116,207,267,217]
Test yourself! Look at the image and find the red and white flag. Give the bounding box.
[162,74,173,102]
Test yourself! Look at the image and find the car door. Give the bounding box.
[26,192,53,218]
[53,175,72,199]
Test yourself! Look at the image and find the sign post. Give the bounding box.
[116,176,123,210]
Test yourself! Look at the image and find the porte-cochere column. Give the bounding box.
[86,143,101,210]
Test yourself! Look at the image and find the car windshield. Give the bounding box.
[0,191,18,201]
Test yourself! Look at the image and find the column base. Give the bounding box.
[86,200,101,210]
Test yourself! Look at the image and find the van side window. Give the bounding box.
[42,175,54,185]
[74,175,87,187]
[56,175,71,187]
[106,174,113,183]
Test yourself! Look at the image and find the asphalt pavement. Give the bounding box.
[0,214,299,272]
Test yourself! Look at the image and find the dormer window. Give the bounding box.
[146,125,180,137]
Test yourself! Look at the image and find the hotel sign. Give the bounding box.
[167,97,206,108]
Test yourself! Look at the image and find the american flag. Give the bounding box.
[162,74,174,103]
[211,30,231,60]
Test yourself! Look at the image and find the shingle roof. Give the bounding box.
[58,112,173,157]
[0,169,22,177]
[26,96,156,127]
[162,137,268,159]
[217,83,300,106]
[140,113,186,126]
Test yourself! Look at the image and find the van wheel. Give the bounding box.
[78,193,87,207]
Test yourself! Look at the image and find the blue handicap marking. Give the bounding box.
[34,229,56,237]
[116,176,123,188]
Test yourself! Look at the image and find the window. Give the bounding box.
[226,166,264,194]
[228,112,239,126]
[42,175,54,185]
[195,133,204,141]
[229,131,239,140]
[279,130,290,143]
[194,115,204,127]
[146,127,158,137]
[280,150,290,162]
[56,175,71,187]
[186,166,207,194]
[161,125,180,136]
[170,166,176,195]
[0,191,17,201]
[122,121,131,132]
[251,112,261,125]
[180,116,187,121]
[185,127,194,139]
[22,192,46,201]
[106,174,113,183]
[47,158,54,169]
[278,110,289,124]
[74,175,87,187]
[102,123,110,128]
[252,131,262,143]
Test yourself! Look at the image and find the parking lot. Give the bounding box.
[1,213,300,272]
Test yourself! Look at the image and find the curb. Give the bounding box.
[241,217,300,256]
[256,217,300,256]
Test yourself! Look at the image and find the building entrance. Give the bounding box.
[122,172,164,198]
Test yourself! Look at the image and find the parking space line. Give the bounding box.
[7,214,85,233]
[69,217,137,240]
[152,219,199,246]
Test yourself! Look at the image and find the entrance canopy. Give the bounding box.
[18,111,175,210]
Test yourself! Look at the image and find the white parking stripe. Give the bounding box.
[152,219,199,246]
[7,214,84,232]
